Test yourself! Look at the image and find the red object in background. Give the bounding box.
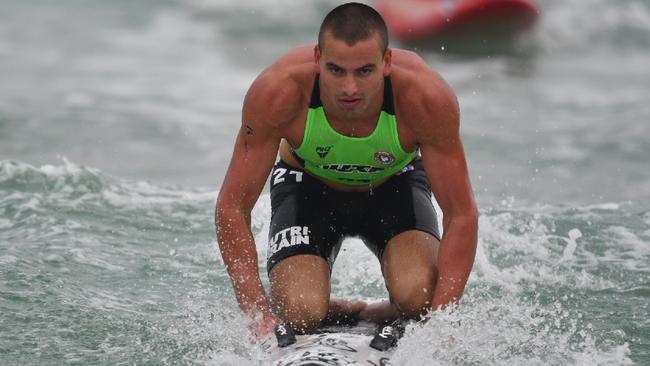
[375,0,540,42]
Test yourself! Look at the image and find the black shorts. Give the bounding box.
[266,158,441,274]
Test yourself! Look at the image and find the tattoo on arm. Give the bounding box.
[242,124,254,152]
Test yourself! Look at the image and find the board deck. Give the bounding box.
[375,0,539,45]
[268,323,394,366]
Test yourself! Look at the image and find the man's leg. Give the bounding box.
[270,254,368,333]
[361,230,439,323]
[269,254,331,333]
[266,161,372,332]
[382,230,439,318]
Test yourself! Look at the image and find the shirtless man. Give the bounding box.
[215,2,478,343]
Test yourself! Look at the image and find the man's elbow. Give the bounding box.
[214,198,251,236]
[215,204,240,226]
[466,206,479,227]
[215,194,228,217]
[464,206,479,239]
[448,204,478,227]
[215,191,243,220]
[214,198,227,228]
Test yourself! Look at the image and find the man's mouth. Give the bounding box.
[339,98,362,109]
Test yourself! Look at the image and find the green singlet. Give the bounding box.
[292,75,417,186]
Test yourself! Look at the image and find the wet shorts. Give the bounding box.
[266,157,441,274]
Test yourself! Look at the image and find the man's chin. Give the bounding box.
[338,106,364,117]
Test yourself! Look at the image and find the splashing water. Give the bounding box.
[2,160,647,364]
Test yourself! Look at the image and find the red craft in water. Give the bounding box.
[375,0,540,42]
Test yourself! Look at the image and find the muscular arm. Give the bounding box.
[215,70,300,334]
[412,72,478,311]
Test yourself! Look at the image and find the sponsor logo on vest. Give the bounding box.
[374,151,395,165]
[337,177,371,183]
[396,163,415,175]
[316,145,333,158]
[269,226,310,256]
[319,164,384,173]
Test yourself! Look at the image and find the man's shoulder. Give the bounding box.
[391,49,459,140]
[244,46,315,127]
[391,49,455,106]
[250,45,314,100]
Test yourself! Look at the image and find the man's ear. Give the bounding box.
[383,48,392,76]
[313,45,321,74]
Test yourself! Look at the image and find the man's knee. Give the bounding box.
[270,254,331,332]
[381,230,439,319]
[276,294,329,332]
[390,276,435,318]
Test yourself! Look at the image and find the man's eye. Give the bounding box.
[329,67,343,75]
[358,68,372,76]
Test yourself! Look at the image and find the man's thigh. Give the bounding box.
[381,230,440,315]
[269,254,331,326]
[360,158,441,261]
[269,254,331,299]
[382,230,439,276]
[266,160,343,275]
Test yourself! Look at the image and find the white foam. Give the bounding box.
[642,211,650,226]
[69,247,125,272]
[63,91,95,107]
[584,203,621,211]
[173,288,265,365]
[540,0,650,51]
[331,237,385,298]
[78,8,253,133]
[601,226,650,271]
[560,228,582,262]
[43,253,65,264]
[0,161,25,182]
[474,212,622,291]
[252,193,272,255]
[0,255,18,265]
[390,294,633,365]
[40,156,84,177]
[572,343,634,366]
[86,290,138,314]
[186,0,329,23]
[102,180,215,209]
[0,217,12,229]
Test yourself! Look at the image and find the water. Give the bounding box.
[1,0,648,364]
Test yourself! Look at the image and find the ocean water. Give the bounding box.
[1,0,649,365]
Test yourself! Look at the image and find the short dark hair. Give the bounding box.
[318,3,389,54]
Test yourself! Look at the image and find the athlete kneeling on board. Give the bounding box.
[215,2,478,347]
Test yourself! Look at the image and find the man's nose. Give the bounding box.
[342,76,358,96]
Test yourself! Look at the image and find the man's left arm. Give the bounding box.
[417,81,478,311]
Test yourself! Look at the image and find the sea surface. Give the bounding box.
[1,0,649,364]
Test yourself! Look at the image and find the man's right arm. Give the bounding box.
[215,70,299,337]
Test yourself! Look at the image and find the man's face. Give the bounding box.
[315,32,392,120]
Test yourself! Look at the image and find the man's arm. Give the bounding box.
[415,74,479,311]
[215,70,299,337]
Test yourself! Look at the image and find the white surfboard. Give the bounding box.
[268,323,394,366]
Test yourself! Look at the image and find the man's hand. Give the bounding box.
[216,65,300,337]
[323,298,368,326]
[249,312,282,340]
[401,61,478,311]
[358,299,401,324]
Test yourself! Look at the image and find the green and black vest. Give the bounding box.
[292,75,417,186]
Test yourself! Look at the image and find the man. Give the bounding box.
[215,2,478,344]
